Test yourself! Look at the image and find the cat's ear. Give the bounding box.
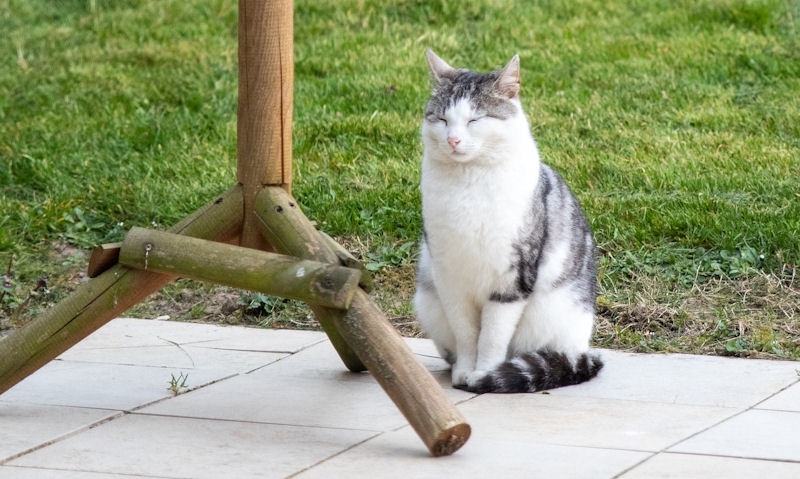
[494,54,521,99]
[426,49,454,83]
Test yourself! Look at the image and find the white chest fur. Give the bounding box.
[421,149,540,300]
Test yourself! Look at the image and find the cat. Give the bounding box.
[414,50,603,393]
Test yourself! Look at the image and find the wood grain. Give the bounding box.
[319,231,375,293]
[238,0,293,250]
[87,242,122,278]
[119,227,361,310]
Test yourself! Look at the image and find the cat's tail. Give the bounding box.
[461,350,603,394]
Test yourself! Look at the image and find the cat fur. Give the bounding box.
[414,50,603,393]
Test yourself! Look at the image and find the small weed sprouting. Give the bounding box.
[364,241,416,272]
[61,207,107,249]
[189,302,206,319]
[58,209,128,251]
[167,372,189,396]
[237,292,295,326]
[724,337,751,356]
[237,292,288,316]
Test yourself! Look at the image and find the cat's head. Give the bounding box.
[422,50,526,164]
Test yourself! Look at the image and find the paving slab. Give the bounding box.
[295,425,649,479]
[58,343,286,373]
[4,319,800,478]
[68,317,326,353]
[756,381,800,412]
[7,414,374,479]
[458,393,738,451]
[404,336,450,363]
[619,452,800,479]
[140,341,473,431]
[246,338,458,381]
[0,403,119,463]
[670,409,800,461]
[0,360,234,410]
[0,466,162,478]
[547,349,799,408]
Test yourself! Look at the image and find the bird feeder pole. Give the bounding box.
[0,0,471,457]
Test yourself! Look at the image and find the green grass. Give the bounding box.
[1,0,799,358]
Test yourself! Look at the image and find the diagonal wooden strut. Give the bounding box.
[255,187,471,457]
[0,185,244,393]
[0,187,472,456]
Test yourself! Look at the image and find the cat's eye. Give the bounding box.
[468,117,484,125]
[437,117,447,125]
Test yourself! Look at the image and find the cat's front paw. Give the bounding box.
[451,366,472,387]
[466,369,489,388]
[452,370,491,393]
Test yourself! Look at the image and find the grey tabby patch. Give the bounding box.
[461,350,604,394]
[425,70,518,122]
[489,165,596,313]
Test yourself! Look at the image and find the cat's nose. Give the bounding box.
[447,136,461,149]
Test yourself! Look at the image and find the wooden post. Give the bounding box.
[87,242,122,278]
[118,227,361,310]
[237,0,294,250]
[319,231,375,293]
[255,187,471,457]
[0,186,244,395]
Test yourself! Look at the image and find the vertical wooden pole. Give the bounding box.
[238,0,294,250]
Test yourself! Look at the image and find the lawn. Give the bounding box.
[1,0,799,359]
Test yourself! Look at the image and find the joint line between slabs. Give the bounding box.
[283,431,385,479]
[749,377,800,410]
[0,464,169,479]
[657,450,800,465]
[243,336,330,375]
[125,372,240,413]
[129,411,382,434]
[613,377,800,478]
[0,410,125,466]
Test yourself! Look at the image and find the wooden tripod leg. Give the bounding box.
[118,227,362,310]
[0,185,244,395]
[255,187,471,457]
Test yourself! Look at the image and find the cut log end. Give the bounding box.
[87,243,122,278]
[430,422,472,457]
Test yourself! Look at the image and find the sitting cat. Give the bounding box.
[414,50,603,393]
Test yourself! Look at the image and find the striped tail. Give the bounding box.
[459,350,603,394]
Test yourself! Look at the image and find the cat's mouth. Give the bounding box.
[448,145,467,155]
[449,149,471,161]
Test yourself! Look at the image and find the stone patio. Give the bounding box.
[1,317,798,478]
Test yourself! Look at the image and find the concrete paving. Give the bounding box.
[1,317,798,478]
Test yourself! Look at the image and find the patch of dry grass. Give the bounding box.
[595,269,800,359]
